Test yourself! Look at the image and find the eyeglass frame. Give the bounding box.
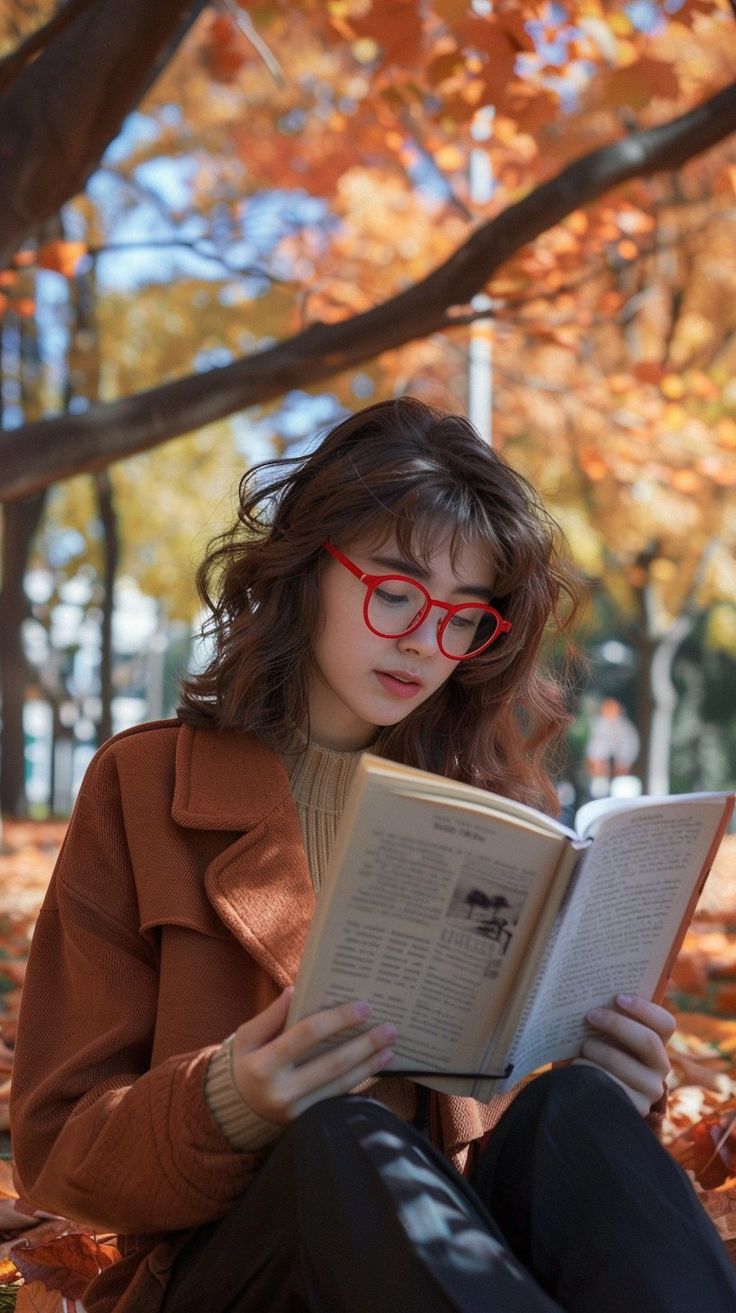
[323,541,512,661]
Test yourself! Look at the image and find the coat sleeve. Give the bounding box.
[9,744,265,1236]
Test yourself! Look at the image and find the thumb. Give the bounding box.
[235,985,294,1054]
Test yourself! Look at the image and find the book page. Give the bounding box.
[498,798,728,1089]
[574,789,731,840]
[354,754,577,839]
[289,780,569,1094]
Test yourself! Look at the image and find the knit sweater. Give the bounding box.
[204,736,418,1149]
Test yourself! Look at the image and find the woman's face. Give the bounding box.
[307,531,495,751]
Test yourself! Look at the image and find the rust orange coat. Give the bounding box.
[10,720,513,1313]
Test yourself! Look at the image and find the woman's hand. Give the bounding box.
[230,986,397,1125]
[573,994,675,1117]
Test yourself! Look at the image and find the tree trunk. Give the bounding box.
[633,631,655,792]
[632,567,693,796]
[645,617,693,796]
[0,491,47,816]
[95,470,119,745]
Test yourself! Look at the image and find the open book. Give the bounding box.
[288,754,734,1100]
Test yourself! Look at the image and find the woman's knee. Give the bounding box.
[489,1062,640,1162]
[518,1061,632,1119]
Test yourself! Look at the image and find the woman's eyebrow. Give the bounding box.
[370,554,494,602]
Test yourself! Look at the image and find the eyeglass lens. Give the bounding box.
[367,580,499,658]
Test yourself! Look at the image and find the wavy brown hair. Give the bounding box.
[178,397,584,812]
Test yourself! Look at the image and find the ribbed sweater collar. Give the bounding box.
[283,733,363,814]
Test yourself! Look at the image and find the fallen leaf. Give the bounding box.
[678,1113,736,1189]
[12,1232,120,1300]
[0,1257,20,1282]
[15,1280,86,1312]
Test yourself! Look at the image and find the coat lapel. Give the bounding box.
[172,725,316,986]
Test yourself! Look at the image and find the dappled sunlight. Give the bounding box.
[360,1125,529,1285]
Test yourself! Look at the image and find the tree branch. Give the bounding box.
[3,76,736,501]
[0,0,208,270]
[0,0,99,97]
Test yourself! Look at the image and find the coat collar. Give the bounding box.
[171,723,315,986]
[172,723,293,831]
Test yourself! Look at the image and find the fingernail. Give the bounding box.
[586,1008,604,1022]
[378,1024,397,1043]
[378,1047,394,1066]
[354,1002,372,1020]
[616,994,635,1007]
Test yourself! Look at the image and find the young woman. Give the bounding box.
[10,398,736,1313]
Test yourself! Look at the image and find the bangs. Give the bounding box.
[343,479,506,588]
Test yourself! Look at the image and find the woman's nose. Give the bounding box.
[397,610,440,657]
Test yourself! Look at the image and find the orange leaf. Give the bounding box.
[669,949,709,995]
[715,418,736,450]
[671,469,702,494]
[0,1256,21,1282]
[688,1114,736,1189]
[660,373,686,400]
[37,241,87,278]
[616,239,638,261]
[633,360,663,385]
[566,211,588,236]
[208,13,235,43]
[604,57,680,109]
[0,1159,18,1200]
[713,985,736,1016]
[205,45,247,81]
[11,1233,121,1300]
[15,1282,85,1313]
[607,373,632,395]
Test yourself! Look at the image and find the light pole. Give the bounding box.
[468,112,494,446]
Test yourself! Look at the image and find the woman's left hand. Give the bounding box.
[573,994,675,1117]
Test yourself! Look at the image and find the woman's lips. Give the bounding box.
[375,671,423,699]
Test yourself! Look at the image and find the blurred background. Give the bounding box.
[1,0,736,822]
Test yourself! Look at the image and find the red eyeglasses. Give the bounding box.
[323,542,511,661]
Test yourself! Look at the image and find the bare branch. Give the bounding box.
[219,0,285,86]
[89,239,282,284]
[3,76,736,501]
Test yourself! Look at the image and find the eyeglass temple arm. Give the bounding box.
[323,541,368,581]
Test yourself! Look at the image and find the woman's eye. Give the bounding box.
[375,587,409,605]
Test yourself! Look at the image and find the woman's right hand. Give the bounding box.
[230,986,397,1125]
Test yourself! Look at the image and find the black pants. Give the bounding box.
[161,1066,736,1312]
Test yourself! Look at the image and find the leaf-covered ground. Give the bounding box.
[0,820,735,1310]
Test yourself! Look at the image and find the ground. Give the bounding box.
[0,821,735,1309]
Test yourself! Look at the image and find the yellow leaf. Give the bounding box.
[566,211,588,235]
[434,144,465,170]
[671,469,702,494]
[715,418,736,450]
[660,374,686,400]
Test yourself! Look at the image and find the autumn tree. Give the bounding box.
[2,0,736,812]
[480,149,736,790]
[2,1,736,495]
